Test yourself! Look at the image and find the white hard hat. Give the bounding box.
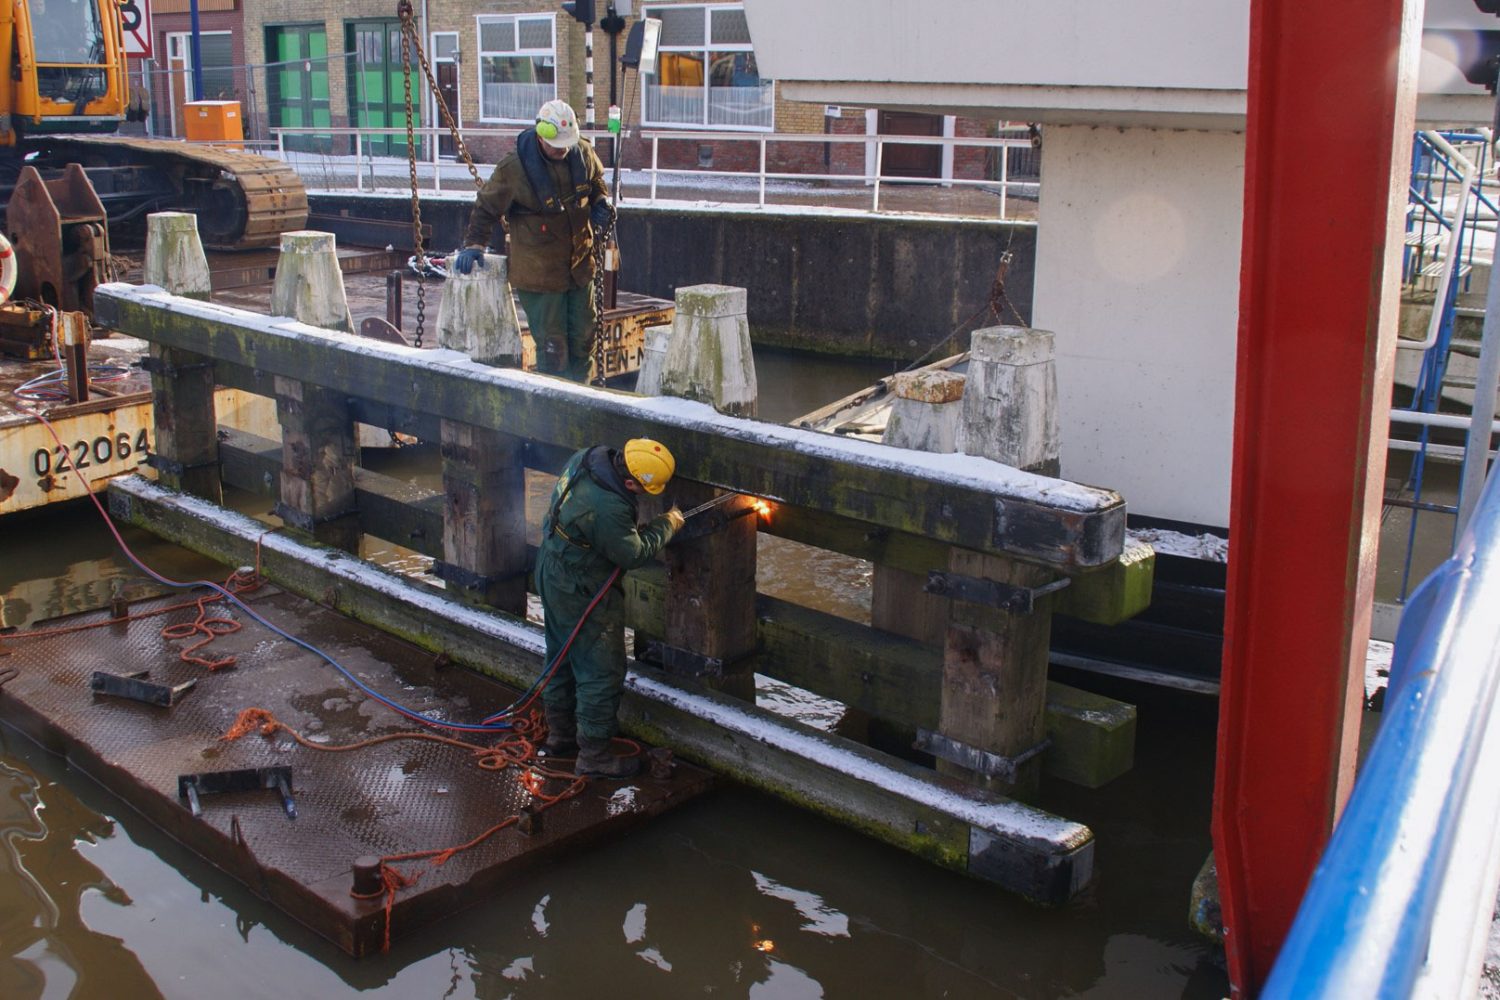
[535,99,580,150]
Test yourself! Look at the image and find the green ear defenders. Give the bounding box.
[536,119,559,141]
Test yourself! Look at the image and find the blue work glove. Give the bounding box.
[453,247,485,275]
[590,198,617,232]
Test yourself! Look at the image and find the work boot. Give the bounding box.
[574,734,641,779]
[537,706,577,761]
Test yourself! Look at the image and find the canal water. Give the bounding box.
[0,350,1230,998]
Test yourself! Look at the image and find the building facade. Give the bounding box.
[120,1,1008,183]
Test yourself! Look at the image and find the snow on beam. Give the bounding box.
[106,476,1095,903]
[94,283,1125,568]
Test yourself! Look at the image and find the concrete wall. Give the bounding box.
[309,194,1033,359]
[1032,126,1244,529]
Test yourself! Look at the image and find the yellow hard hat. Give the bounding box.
[623,438,675,494]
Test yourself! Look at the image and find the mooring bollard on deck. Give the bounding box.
[433,254,528,615]
[659,284,758,418]
[142,212,220,502]
[962,325,1060,476]
[267,231,359,550]
[269,231,354,334]
[435,252,521,367]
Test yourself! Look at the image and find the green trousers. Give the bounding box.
[535,554,626,741]
[516,284,597,383]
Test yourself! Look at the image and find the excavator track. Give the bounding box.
[33,135,309,250]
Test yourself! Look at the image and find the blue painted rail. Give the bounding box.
[1264,462,1500,998]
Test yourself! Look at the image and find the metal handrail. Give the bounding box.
[1264,461,1500,998]
[267,124,1041,220]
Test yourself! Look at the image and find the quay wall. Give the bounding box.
[308,194,1035,360]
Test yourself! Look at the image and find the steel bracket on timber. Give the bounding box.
[108,478,1096,903]
[92,283,1126,569]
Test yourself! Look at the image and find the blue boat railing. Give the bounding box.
[1263,461,1500,998]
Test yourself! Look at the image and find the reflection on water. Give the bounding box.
[0,347,1228,997]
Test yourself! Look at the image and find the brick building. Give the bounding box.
[124,0,247,139]
[129,1,1015,183]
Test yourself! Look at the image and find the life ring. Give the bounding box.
[0,233,15,306]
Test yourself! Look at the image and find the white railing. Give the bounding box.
[266,125,1041,221]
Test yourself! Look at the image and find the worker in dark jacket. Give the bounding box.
[536,439,685,777]
[453,99,614,383]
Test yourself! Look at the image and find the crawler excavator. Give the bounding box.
[0,0,308,320]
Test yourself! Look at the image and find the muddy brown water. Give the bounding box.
[0,349,1229,998]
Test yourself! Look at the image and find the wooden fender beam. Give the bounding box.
[93,284,1126,569]
[108,476,1095,903]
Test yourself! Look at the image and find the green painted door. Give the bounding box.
[348,19,420,159]
[267,24,331,153]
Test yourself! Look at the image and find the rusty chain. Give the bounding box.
[396,0,484,348]
[590,209,616,385]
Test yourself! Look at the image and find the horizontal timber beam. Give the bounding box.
[625,566,1136,789]
[107,475,1094,902]
[96,283,1124,568]
[216,436,1134,788]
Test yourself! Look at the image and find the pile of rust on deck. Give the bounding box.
[0,586,711,955]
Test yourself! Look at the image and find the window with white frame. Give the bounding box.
[476,13,556,122]
[641,4,772,130]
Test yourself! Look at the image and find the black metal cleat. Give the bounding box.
[178,766,297,820]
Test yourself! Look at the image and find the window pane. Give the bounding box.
[479,20,516,53]
[644,51,705,125]
[710,7,751,45]
[200,33,235,99]
[481,55,556,119]
[433,34,458,59]
[517,17,552,50]
[654,6,705,47]
[707,51,770,127]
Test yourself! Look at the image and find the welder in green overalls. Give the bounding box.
[536,439,684,777]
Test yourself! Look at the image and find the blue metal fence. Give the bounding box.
[1264,461,1500,997]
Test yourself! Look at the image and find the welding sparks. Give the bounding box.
[753,500,772,522]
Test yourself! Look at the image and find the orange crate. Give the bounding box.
[183,100,243,145]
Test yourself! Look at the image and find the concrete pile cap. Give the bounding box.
[971,325,1055,366]
[675,284,747,318]
[280,230,338,254]
[148,212,199,233]
[893,369,966,403]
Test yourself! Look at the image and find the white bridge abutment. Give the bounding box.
[1033,125,1245,530]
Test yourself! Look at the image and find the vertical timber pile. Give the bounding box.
[871,369,967,643]
[143,212,220,501]
[268,232,359,551]
[434,253,528,614]
[651,285,759,697]
[888,326,1062,800]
